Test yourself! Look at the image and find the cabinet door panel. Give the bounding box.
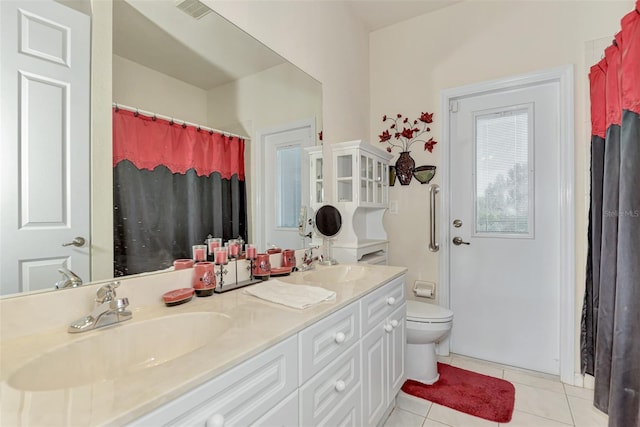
[361,325,386,427]
[300,343,361,427]
[387,303,407,402]
[299,301,360,384]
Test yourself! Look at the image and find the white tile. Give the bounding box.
[564,383,594,401]
[567,395,608,427]
[449,356,504,379]
[513,383,573,425]
[503,410,573,426]
[396,390,433,417]
[503,369,565,394]
[427,403,499,427]
[383,408,426,427]
[423,418,452,427]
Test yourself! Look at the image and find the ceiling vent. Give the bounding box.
[175,0,212,20]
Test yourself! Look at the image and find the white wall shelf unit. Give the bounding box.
[329,140,392,265]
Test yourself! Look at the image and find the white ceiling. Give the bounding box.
[345,0,461,31]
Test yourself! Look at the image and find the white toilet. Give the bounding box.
[406,300,454,385]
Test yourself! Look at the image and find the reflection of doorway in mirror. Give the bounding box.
[256,119,315,252]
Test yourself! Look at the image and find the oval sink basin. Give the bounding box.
[8,312,231,391]
[302,265,368,283]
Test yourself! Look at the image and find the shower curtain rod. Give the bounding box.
[112,102,251,141]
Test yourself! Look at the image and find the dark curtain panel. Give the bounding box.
[581,4,640,426]
[113,161,247,276]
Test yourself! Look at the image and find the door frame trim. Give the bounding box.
[254,118,315,251]
[439,65,575,384]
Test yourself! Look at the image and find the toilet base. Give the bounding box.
[406,342,440,385]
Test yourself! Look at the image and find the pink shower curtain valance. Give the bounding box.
[112,108,245,181]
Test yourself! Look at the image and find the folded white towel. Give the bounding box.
[244,280,336,309]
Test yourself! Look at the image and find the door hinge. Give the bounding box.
[449,100,459,113]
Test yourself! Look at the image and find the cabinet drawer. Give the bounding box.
[252,391,298,427]
[317,384,362,427]
[130,335,298,427]
[360,276,405,334]
[300,343,361,427]
[299,301,360,384]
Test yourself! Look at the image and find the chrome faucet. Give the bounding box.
[298,245,321,272]
[55,267,83,289]
[68,281,132,333]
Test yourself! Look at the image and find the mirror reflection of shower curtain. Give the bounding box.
[581,4,640,426]
[112,108,247,276]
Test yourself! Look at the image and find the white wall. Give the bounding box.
[370,0,632,373]
[206,1,370,203]
[112,55,209,125]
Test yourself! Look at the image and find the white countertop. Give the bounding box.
[0,264,406,426]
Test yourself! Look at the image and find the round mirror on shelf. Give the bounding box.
[314,205,342,265]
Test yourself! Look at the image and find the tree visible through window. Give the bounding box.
[475,107,532,235]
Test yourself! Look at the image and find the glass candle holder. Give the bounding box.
[192,244,207,262]
[207,237,222,256]
[245,243,257,260]
[213,246,228,265]
[227,239,241,258]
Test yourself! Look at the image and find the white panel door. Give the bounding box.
[260,121,313,251]
[449,82,561,374]
[0,0,90,294]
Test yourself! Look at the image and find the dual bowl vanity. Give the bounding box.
[0,264,407,426]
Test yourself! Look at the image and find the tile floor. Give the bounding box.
[383,354,608,427]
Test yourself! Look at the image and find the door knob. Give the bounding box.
[452,237,470,246]
[62,237,86,247]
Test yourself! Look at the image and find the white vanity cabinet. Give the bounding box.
[129,335,299,427]
[361,276,407,426]
[128,275,406,427]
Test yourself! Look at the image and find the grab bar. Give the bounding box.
[429,184,439,252]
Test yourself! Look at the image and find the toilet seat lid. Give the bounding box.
[406,300,453,322]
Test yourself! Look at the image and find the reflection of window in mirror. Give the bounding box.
[277,146,302,228]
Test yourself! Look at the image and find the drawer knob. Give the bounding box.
[390,319,399,328]
[387,296,396,305]
[335,380,346,392]
[384,323,393,333]
[206,414,225,427]
[334,332,346,343]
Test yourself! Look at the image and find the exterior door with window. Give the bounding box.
[449,82,561,374]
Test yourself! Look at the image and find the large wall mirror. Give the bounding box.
[0,0,322,297]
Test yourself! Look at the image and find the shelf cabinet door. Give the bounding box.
[336,153,354,202]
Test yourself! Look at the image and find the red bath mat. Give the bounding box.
[401,363,515,423]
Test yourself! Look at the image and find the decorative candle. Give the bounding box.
[207,237,222,255]
[214,247,228,265]
[192,245,207,262]
[245,244,257,260]
[228,239,240,258]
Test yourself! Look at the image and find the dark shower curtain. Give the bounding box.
[581,3,640,426]
[112,108,247,277]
